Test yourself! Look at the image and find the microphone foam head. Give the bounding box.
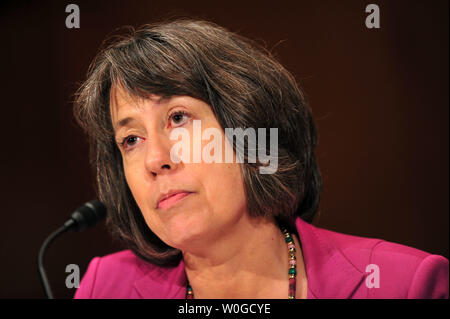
[70,200,107,231]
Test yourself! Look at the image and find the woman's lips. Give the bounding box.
[157,192,192,210]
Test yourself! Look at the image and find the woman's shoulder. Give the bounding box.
[73,250,161,299]
[315,224,435,260]
[315,224,447,268]
[302,221,449,298]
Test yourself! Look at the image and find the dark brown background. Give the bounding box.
[0,0,448,299]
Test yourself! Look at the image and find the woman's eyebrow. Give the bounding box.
[114,117,136,132]
[113,98,197,133]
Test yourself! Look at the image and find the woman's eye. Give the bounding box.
[120,136,143,151]
[169,111,190,126]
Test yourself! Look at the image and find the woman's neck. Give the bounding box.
[182,216,294,299]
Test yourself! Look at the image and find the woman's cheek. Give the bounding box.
[123,160,145,203]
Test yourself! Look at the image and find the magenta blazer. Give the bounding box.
[74,217,449,299]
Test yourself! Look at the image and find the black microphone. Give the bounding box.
[38,200,107,299]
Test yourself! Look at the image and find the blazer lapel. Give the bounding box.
[133,258,187,299]
[296,218,365,299]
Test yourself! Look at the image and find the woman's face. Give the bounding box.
[110,86,248,252]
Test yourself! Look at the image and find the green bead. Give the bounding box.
[285,236,293,243]
[289,268,297,275]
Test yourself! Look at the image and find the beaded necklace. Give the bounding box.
[186,227,297,299]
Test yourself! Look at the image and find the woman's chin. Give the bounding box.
[165,231,204,252]
[160,214,210,250]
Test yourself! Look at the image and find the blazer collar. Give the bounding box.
[134,218,364,299]
[296,218,365,299]
[134,258,187,299]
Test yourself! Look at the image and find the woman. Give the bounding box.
[73,19,448,299]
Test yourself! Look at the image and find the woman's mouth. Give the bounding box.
[157,191,193,210]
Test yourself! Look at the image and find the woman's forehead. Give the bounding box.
[110,84,165,110]
[109,84,169,123]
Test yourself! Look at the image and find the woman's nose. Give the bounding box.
[144,136,178,177]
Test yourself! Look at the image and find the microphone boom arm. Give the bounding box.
[37,200,106,299]
[38,224,71,299]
